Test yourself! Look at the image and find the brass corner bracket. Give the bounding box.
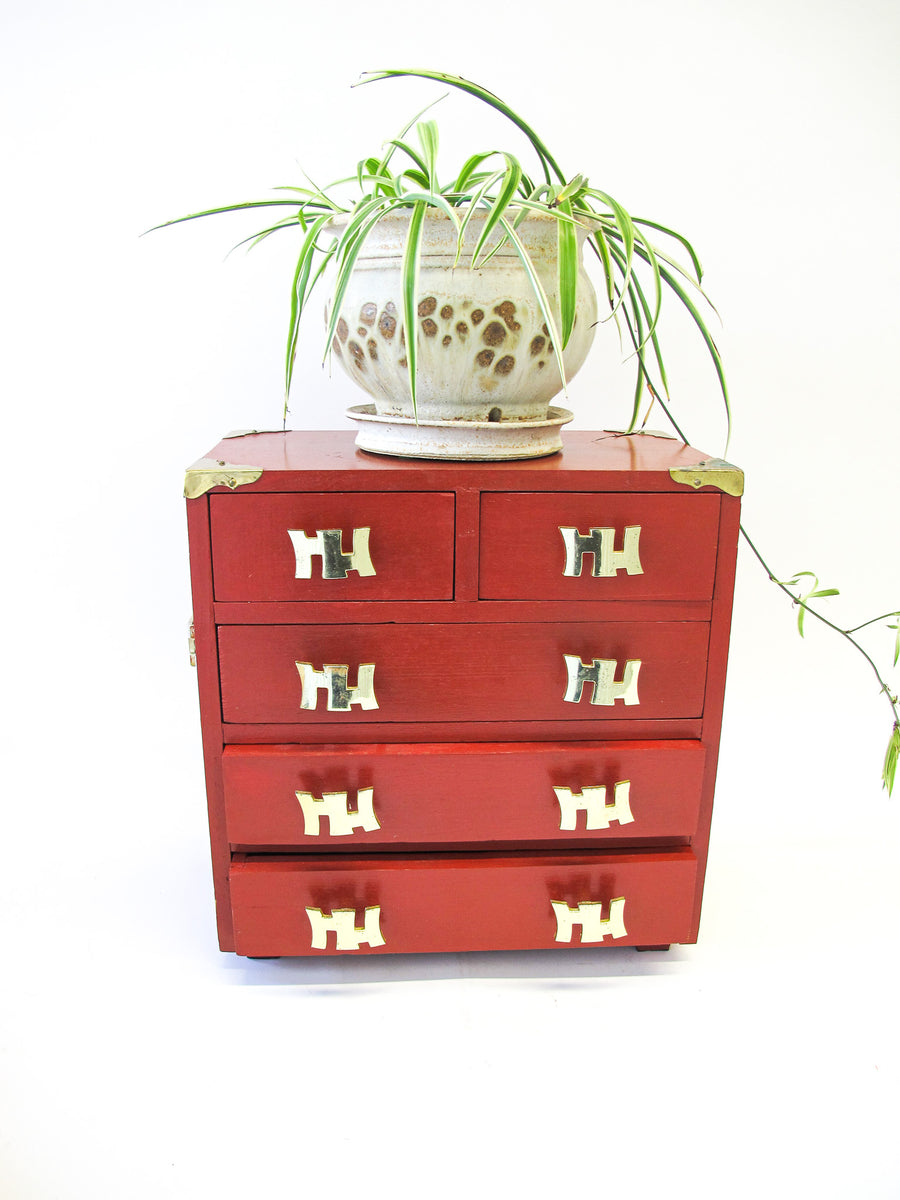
[183,458,264,499]
[669,457,744,497]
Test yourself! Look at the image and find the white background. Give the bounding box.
[2,1,899,1196]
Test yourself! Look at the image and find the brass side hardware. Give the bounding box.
[188,619,197,667]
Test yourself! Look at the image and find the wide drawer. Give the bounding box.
[479,492,720,601]
[229,848,698,955]
[222,740,706,848]
[209,491,456,601]
[218,621,710,724]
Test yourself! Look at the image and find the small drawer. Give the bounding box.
[222,740,706,848]
[479,492,720,601]
[229,849,698,955]
[209,491,455,601]
[217,621,710,725]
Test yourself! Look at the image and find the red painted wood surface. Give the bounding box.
[222,740,706,848]
[479,491,720,601]
[210,491,455,601]
[191,430,721,493]
[229,849,698,955]
[217,621,710,725]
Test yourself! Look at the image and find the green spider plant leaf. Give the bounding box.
[143,198,311,236]
[228,215,304,255]
[284,212,337,415]
[883,725,900,795]
[417,120,440,192]
[556,197,578,348]
[632,216,705,285]
[397,168,431,190]
[470,155,523,267]
[357,69,565,187]
[641,251,731,448]
[384,138,430,179]
[497,212,567,393]
[555,174,588,204]
[584,187,637,320]
[322,197,394,361]
[453,151,498,196]
[773,571,839,636]
[889,621,900,667]
[400,199,428,420]
[604,238,671,398]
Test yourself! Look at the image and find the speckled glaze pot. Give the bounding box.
[326,207,598,425]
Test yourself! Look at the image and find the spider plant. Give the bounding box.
[151,68,727,437]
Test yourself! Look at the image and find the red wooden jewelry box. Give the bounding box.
[185,430,742,957]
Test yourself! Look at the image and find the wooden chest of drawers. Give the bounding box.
[186,430,741,957]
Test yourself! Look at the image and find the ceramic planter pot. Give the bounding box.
[327,208,598,458]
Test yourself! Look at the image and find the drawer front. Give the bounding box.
[209,491,455,601]
[479,492,720,601]
[218,621,710,724]
[222,740,706,847]
[230,850,698,955]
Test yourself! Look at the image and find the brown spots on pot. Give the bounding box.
[378,307,397,340]
[481,321,507,347]
[476,349,495,368]
[418,296,437,317]
[422,318,438,338]
[494,355,515,376]
[398,356,408,368]
[442,335,452,348]
[471,308,484,325]
[456,321,469,339]
[440,304,454,320]
[332,337,343,356]
[367,339,378,361]
[360,302,377,326]
[357,327,367,338]
[337,317,349,343]
[348,341,366,370]
[494,301,521,332]
[530,335,545,357]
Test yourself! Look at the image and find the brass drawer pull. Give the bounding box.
[288,527,375,579]
[295,788,380,836]
[295,662,378,711]
[305,906,385,951]
[563,655,641,705]
[551,898,627,943]
[559,525,643,578]
[553,781,634,830]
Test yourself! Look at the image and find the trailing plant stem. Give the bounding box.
[738,526,900,775]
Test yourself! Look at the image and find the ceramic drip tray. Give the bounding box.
[347,404,574,460]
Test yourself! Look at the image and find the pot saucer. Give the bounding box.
[347,404,574,461]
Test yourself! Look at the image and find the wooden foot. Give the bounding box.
[636,944,670,952]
